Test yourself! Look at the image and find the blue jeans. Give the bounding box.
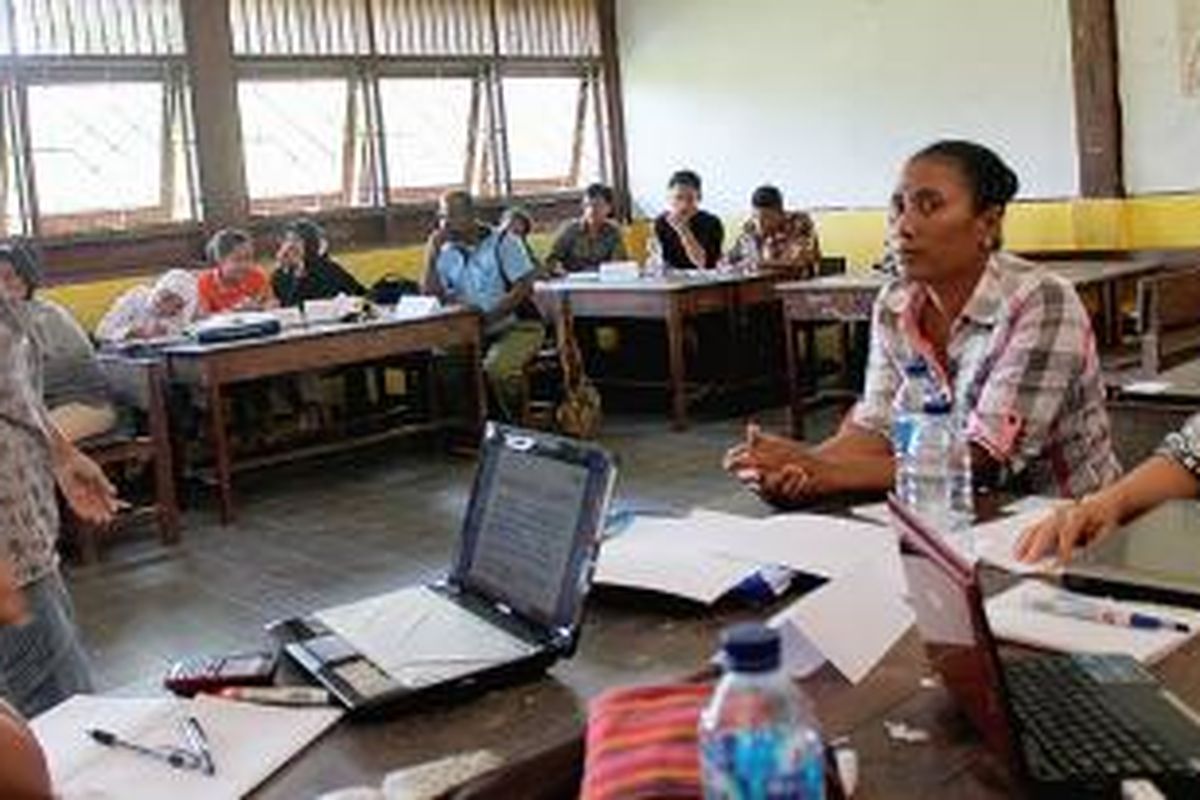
[0,569,93,717]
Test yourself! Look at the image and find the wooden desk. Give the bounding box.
[164,309,485,523]
[776,275,886,437]
[535,271,782,431]
[1045,257,1167,347]
[1120,356,1200,405]
[253,595,1200,799]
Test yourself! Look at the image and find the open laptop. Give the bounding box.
[1065,500,1200,610]
[888,496,1200,798]
[272,423,616,716]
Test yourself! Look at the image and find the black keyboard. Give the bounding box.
[1006,654,1197,785]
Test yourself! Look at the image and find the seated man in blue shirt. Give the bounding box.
[422,190,545,422]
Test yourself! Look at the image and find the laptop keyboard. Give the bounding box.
[1007,655,1195,781]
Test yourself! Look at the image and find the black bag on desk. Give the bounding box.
[368,274,421,306]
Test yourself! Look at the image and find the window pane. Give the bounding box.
[504,77,597,193]
[379,78,473,203]
[27,81,184,234]
[239,79,352,214]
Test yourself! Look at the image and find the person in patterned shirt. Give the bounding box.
[727,185,820,276]
[0,242,120,717]
[724,140,1120,507]
[1015,416,1200,564]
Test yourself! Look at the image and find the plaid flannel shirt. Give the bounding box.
[1158,414,1200,481]
[851,252,1121,498]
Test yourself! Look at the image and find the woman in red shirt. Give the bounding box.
[197,229,274,315]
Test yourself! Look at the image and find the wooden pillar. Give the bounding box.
[597,0,632,221]
[180,0,249,226]
[1069,0,1125,198]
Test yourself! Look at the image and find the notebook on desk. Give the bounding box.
[272,423,616,716]
[31,693,341,800]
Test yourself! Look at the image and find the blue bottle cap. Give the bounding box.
[720,623,781,673]
[923,397,952,415]
[903,356,929,377]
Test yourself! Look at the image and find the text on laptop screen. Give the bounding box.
[463,445,590,626]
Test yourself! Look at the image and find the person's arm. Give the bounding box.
[0,559,27,625]
[328,259,366,296]
[95,289,142,344]
[422,233,450,300]
[46,417,120,526]
[0,698,50,800]
[1016,414,1200,563]
[485,234,537,327]
[667,215,710,269]
[545,223,573,274]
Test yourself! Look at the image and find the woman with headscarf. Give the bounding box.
[271,218,364,308]
[96,268,199,345]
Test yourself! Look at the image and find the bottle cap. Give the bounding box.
[720,623,781,673]
[923,397,952,415]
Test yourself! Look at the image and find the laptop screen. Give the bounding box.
[890,499,1020,767]
[453,424,614,636]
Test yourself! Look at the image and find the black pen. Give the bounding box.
[87,727,202,772]
[182,716,216,776]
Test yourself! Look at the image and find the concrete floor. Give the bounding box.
[66,405,833,698]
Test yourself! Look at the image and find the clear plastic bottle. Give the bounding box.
[897,398,973,534]
[699,624,825,799]
[891,356,933,463]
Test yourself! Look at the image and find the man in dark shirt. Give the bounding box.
[650,170,724,270]
[271,218,365,308]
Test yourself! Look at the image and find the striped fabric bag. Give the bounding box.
[580,684,713,800]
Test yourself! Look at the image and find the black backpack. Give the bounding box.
[368,273,421,306]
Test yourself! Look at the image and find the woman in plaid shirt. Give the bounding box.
[726,140,1120,507]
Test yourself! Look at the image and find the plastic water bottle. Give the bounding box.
[897,398,974,534]
[891,357,933,460]
[699,623,825,799]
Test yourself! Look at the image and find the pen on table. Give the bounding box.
[182,716,216,776]
[1028,593,1193,633]
[219,685,330,706]
[87,728,202,772]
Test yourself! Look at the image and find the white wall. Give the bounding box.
[616,0,1078,217]
[1118,0,1200,193]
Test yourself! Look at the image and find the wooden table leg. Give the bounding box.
[784,312,804,440]
[1103,281,1121,347]
[207,377,235,525]
[469,331,488,438]
[665,299,688,431]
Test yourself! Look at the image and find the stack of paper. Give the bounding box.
[985,580,1200,664]
[32,694,342,800]
[593,509,904,603]
[594,508,914,684]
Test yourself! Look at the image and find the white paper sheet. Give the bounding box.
[1124,380,1172,395]
[594,533,760,603]
[32,694,342,800]
[770,558,914,683]
[953,506,1063,576]
[593,508,906,603]
[683,509,905,588]
[985,580,1200,664]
